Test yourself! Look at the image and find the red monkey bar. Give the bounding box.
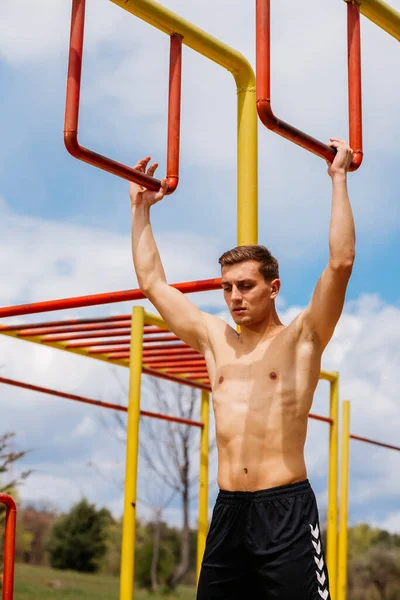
[0,278,222,319]
[0,494,16,600]
[256,0,363,171]
[0,376,203,427]
[351,434,400,452]
[65,0,182,192]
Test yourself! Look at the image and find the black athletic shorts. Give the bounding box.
[196,479,330,600]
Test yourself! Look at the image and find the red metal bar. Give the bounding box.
[42,330,132,342]
[143,354,202,363]
[166,366,207,373]
[0,376,203,428]
[166,34,182,190]
[66,335,180,348]
[144,361,206,370]
[0,375,127,412]
[143,342,189,351]
[64,0,182,191]
[143,367,211,392]
[350,434,400,452]
[347,1,363,171]
[183,373,210,380]
[74,340,131,349]
[18,321,133,337]
[0,314,132,332]
[41,327,165,342]
[0,494,16,600]
[143,334,180,342]
[141,410,203,428]
[142,347,196,357]
[309,413,333,425]
[256,0,363,171]
[0,279,222,319]
[100,347,198,358]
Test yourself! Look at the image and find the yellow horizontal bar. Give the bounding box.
[319,370,338,383]
[144,311,169,331]
[110,0,255,86]
[347,0,400,41]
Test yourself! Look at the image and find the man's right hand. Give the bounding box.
[129,156,168,208]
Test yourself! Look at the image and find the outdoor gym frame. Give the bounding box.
[2,0,400,598]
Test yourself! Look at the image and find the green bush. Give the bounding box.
[47,499,112,573]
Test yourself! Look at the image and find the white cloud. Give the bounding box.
[0,196,223,314]
[72,415,97,437]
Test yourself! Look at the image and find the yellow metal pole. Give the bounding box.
[337,400,351,600]
[237,81,258,246]
[110,0,258,246]
[327,372,339,600]
[120,306,145,600]
[346,0,400,41]
[197,391,210,584]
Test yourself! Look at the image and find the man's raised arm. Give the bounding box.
[130,157,210,354]
[302,139,356,349]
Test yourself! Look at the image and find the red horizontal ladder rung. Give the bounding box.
[256,0,363,171]
[64,0,182,191]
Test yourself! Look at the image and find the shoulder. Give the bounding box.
[202,312,233,336]
[201,311,238,350]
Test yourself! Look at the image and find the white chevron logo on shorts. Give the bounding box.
[314,556,324,570]
[312,540,321,555]
[310,522,329,599]
[310,524,319,539]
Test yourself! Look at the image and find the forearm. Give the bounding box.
[329,173,356,267]
[131,204,167,292]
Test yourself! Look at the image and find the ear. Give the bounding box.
[270,278,281,299]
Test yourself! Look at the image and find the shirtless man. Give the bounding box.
[129,138,355,599]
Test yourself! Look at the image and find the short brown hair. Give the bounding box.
[218,245,279,282]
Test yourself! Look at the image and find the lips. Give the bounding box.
[233,308,246,313]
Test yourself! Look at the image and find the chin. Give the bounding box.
[232,313,252,325]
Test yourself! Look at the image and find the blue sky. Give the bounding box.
[1,0,400,532]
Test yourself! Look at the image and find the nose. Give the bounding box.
[231,286,242,302]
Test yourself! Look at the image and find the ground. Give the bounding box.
[12,564,196,600]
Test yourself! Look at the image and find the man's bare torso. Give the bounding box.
[203,314,322,492]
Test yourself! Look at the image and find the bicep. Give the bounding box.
[303,262,353,349]
[144,281,210,353]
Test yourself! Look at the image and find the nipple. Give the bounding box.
[218,376,224,384]
[269,372,277,380]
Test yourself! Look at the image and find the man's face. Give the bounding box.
[221,261,280,326]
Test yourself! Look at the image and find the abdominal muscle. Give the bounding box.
[212,381,313,492]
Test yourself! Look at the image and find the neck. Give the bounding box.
[237,307,284,347]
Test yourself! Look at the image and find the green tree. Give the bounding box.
[47,499,113,573]
[0,432,31,569]
[102,518,122,576]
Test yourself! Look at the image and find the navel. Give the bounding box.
[269,371,277,380]
[243,468,248,474]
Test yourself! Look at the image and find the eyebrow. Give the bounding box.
[221,279,255,286]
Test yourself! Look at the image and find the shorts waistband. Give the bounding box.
[217,479,311,503]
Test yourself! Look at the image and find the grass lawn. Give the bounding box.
[13,564,196,600]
